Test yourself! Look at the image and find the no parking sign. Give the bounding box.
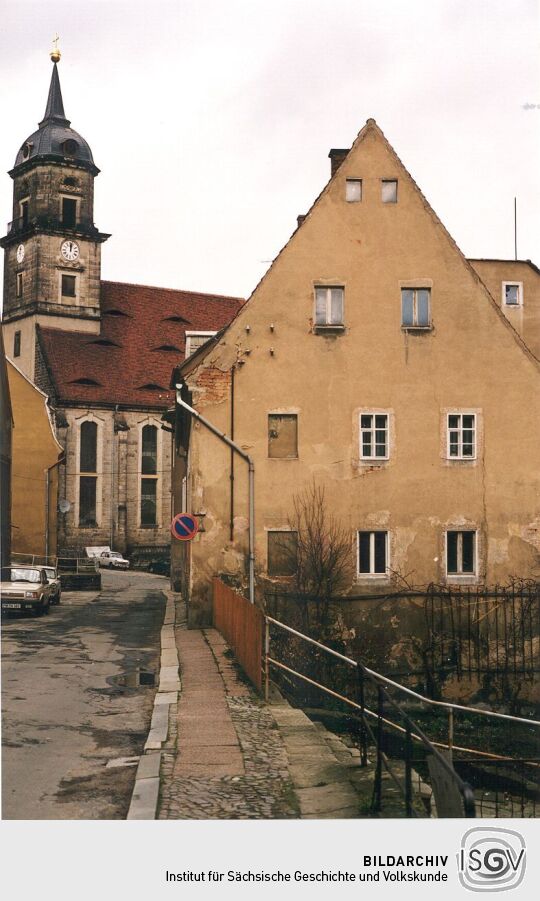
[170,513,199,541]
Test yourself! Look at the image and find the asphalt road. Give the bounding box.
[1,569,166,819]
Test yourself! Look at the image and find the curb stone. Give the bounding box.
[126,588,180,820]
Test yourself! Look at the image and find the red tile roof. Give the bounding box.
[38,280,243,407]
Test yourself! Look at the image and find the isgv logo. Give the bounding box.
[458,827,526,893]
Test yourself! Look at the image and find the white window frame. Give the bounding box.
[314,286,345,327]
[60,194,79,227]
[345,179,362,202]
[381,179,398,203]
[447,412,476,460]
[137,417,163,529]
[185,331,217,358]
[502,281,523,307]
[359,411,389,461]
[401,288,431,329]
[19,196,30,224]
[445,530,477,578]
[357,530,389,577]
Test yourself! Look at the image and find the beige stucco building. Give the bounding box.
[171,119,540,625]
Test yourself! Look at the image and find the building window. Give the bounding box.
[314,286,344,327]
[401,288,431,328]
[446,530,476,576]
[447,413,476,459]
[345,179,362,202]
[20,199,29,227]
[358,531,388,575]
[267,531,298,577]
[268,414,298,458]
[140,424,158,527]
[61,197,77,227]
[13,331,21,358]
[381,179,397,203]
[16,272,23,298]
[502,282,523,306]
[61,274,77,298]
[79,420,98,527]
[185,331,217,358]
[360,413,388,460]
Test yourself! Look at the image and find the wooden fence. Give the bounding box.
[212,578,264,691]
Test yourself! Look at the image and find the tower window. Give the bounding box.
[62,197,77,228]
[20,199,29,228]
[13,331,21,358]
[61,274,77,298]
[16,272,23,298]
[62,139,79,158]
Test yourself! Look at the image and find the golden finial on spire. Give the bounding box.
[50,34,61,63]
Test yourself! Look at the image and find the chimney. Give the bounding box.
[329,148,350,177]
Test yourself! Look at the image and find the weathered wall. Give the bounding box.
[470,259,540,360]
[179,120,540,624]
[7,359,62,558]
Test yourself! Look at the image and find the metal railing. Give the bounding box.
[264,616,540,818]
[11,552,99,574]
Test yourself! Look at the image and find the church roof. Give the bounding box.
[13,61,95,172]
[37,280,243,408]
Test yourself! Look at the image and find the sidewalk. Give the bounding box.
[156,596,373,820]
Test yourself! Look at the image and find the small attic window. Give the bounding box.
[22,142,33,160]
[154,344,181,352]
[381,179,398,203]
[163,315,190,324]
[104,309,129,317]
[62,139,79,158]
[70,377,101,386]
[87,338,121,347]
[138,383,167,391]
[345,179,362,202]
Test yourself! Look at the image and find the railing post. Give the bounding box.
[356,666,368,767]
[373,684,384,813]
[448,706,454,751]
[405,721,413,817]
[264,618,270,703]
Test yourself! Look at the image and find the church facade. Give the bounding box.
[1,53,242,563]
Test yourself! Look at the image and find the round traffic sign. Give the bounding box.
[170,513,199,541]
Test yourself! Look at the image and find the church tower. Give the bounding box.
[1,46,109,379]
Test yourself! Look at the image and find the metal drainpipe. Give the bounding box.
[175,385,255,605]
[110,411,116,549]
[45,468,50,560]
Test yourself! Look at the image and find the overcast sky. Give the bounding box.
[1,0,538,300]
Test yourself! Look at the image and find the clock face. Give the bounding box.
[16,244,25,263]
[61,240,80,262]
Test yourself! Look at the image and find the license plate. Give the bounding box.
[3,603,21,609]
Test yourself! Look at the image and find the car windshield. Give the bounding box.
[44,568,56,578]
[111,553,122,558]
[1,567,41,583]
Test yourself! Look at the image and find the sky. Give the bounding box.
[1,0,538,300]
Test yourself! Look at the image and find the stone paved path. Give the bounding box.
[158,627,299,819]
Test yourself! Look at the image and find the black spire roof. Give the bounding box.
[39,63,70,127]
[12,58,96,173]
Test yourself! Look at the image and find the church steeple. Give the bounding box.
[39,62,70,128]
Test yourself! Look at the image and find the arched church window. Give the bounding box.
[79,420,98,527]
[141,425,158,527]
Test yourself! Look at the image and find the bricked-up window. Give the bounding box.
[446,530,476,576]
[61,274,77,298]
[141,479,157,527]
[314,286,344,327]
[13,331,21,358]
[401,288,430,328]
[360,413,388,460]
[345,179,362,202]
[447,413,476,459]
[358,531,388,575]
[268,414,298,458]
[381,179,398,203]
[62,197,77,227]
[16,272,23,298]
[141,425,158,526]
[267,531,298,577]
[79,421,97,527]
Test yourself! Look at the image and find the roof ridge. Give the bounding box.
[101,279,244,303]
